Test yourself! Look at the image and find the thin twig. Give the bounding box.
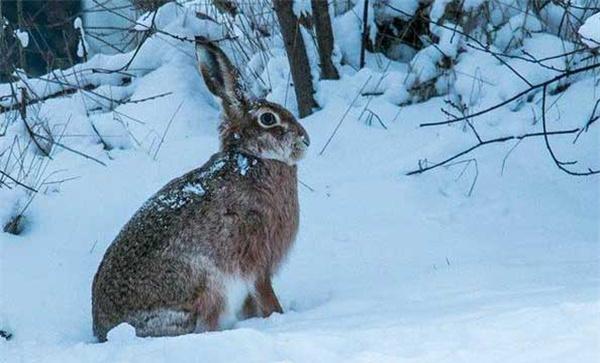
[406,128,581,175]
[153,101,184,160]
[32,132,107,167]
[421,61,600,127]
[541,85,599,176]
[319,76,373,155]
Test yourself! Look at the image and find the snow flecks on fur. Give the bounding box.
[142,158,227,213]
[235,153,250,176]
[182,183,205,196]
[200,158,226,179]
[152,192,189,212]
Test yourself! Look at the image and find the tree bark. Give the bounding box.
[360,0,369,69]
[273,0,317,118]
[0,0,4,65]
[311,0,339,80]
[16,0,27,72]
[0,0,7,83]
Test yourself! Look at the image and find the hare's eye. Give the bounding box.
[258,112,278,128]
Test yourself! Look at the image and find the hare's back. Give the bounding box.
[102,152,232,261]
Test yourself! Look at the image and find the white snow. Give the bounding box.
[376,0,419,22]
[333,1,377,69]
[494,13,543,51]
[73,17,83,31]
[430,0,453,22]
[293,0,312,17]
[432,23,463,59]
[73,17,89,59]
[106,323,137,342]
[80,0,138,55]
[1,2,599,362]
[578,12,600,47]
[13,29,29,48]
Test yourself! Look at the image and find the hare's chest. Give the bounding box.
[218,275,253,328]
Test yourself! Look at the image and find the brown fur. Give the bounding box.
[91,39,309,341]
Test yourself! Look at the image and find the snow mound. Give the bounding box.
[578,12,600,47]
[106,323,137,342]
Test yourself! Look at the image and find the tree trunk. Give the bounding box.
[16,0,27,72]
[360,0,369,68]
[0,0,5,82]
[273,0,317,118]
[311,0,339,80]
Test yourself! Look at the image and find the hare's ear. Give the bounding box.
[195,37,248,111]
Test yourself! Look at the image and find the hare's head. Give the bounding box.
[196,38,310,165]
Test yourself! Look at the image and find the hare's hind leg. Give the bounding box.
[129,283,225,336]
[241,294,260,319]
[189,282,226,332]
[129,309,197,337]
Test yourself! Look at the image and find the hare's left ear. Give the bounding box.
[195,37,248,112]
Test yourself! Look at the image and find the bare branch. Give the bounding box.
[421,61,600,127]
[541,85,599,176]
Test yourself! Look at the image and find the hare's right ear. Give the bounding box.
[195,37,248,112]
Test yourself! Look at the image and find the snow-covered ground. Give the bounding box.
[1,3,599,362]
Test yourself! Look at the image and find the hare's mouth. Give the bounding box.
[300,134,310,148]
[290,142,307,163]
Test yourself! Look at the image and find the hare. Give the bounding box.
[91,38,310,341]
